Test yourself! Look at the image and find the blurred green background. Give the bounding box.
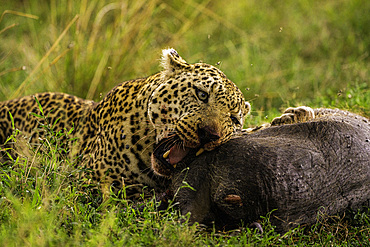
[1,0,369,122]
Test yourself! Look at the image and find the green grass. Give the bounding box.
[1,117,370,246]
[0,0,369,245]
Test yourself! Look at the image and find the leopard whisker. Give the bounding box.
[135,128,156,143]
[140,139,158,154]
[152,135,179,153]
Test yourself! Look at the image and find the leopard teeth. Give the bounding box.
[196,148,205,156]
[163,150,171,159]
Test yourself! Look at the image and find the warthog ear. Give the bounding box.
[161,48,190,78]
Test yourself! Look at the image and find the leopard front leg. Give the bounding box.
[271,106,315,126]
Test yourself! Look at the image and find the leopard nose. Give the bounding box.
[198,126,220,145]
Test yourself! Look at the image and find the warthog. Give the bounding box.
[167,111,370,232]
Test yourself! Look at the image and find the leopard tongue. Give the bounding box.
[168,145,190,165]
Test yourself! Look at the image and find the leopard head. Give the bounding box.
[148,48,250,176]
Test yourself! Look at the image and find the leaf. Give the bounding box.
[29,112,43,119]
[6,111,15,130]
[33,96,44,116]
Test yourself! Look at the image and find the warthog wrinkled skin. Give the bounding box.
[168,112,370,232]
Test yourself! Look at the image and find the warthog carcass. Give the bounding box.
[167,112,370,232]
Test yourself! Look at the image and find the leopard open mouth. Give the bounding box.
[152,133,205,174]
[152,127,221,176]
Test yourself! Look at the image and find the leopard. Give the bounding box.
[0,48,333,198]
[0,48,251,198]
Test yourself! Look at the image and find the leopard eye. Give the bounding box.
[230,116,240,125]
[195,88,209,103]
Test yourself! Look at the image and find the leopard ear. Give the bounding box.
[245,101,251,115]
[161,48,190,78]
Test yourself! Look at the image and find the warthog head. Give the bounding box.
[165,113,370,232]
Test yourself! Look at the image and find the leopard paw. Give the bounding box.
[271,106,315,126]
